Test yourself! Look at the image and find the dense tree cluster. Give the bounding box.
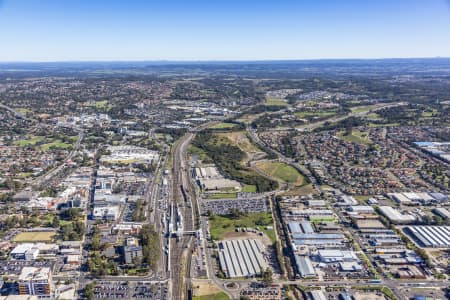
[192,132,278,192]
[139,224,160,270]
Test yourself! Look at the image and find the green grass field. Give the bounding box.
[337,130,371,145]
[209,212,275,243]
[366,112,380,119]
[13,136,46,147]
[255,161,305,186]
[210,122,237,129]
[350,104,380,114]
[13,231,55,242]
[13,135,76,151]
[16,108,32,114]
[193,292,230,300]
[204,193,237,199]
[295,111,337,119]
[368,122,400,127]
[242,184,257,193]
[40,141,73,151]
[265,97,288,106]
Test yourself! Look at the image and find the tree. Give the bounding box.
[261,267,273,286]
[228,208,244,219]
[91,232,101,251]
[84,281,96,300]
[52,216,60,228]
[139,224,159,270]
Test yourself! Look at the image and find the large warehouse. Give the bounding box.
[378,206,416,224]
[294,255,316,278]
[218,239,268,278]
[405,226,450,248]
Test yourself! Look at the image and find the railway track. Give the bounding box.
[170,122,218,299]
[170,133,195,300]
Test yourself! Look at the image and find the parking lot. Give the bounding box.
[92,281,168,300]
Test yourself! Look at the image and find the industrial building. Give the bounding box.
[291,233,346,247]
[294,255,316,278]
[378,206,416,224]
[405,226,450,248]
[355,219,386,230]
[387,192,449,205]
[309,290,327,300]
[198,178,241,191]
[288,221,314,234]
[318,249,359,263]
[433,207,450,220]
[348,206,374,213]
[193,166,220,179]
[307,200,326,207]
[218,239,268,278]
[414,141,450,164]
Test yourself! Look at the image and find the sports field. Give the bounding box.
[210,122,237,129]
[13,231,55,242]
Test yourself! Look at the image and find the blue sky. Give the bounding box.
[0,0,449,61]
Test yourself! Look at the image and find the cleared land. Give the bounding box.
[254,161,305,186]
[193,292,229,300]
[191,280,223,298]
[209,212,275,243]
[235,113,265,124]
[350,104,381,114]
[217,131,264,162]
[13,231,55,242]
[281,183,317,196]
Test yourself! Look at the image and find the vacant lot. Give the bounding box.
[13,231,55,242]
[192,280,224,298]
[193,292,229,300]
[282,183,317,196]
[337,130,371,145]
[217,131,264,162]
[209,212,275,243]
[255,161,305,186]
